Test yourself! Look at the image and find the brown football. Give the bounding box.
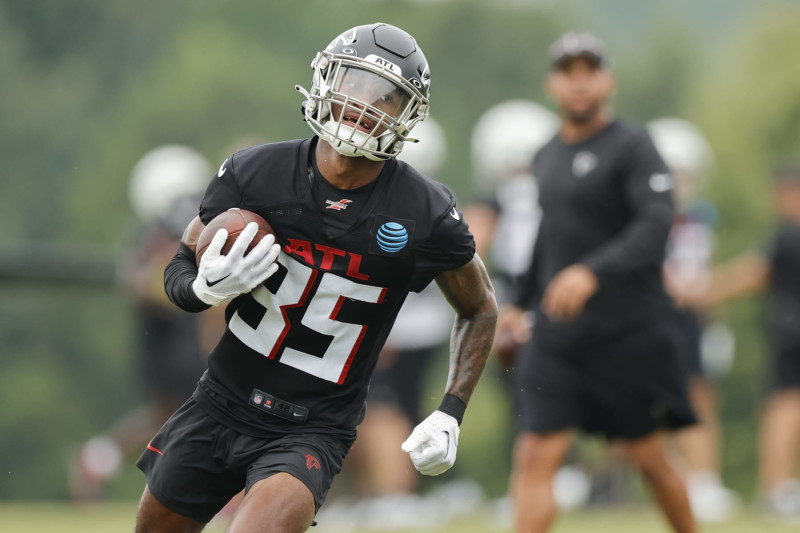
[195,209,275,265]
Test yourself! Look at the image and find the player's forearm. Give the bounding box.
[164,242,211,313]
[435,255,498,406]
[702,253,771,306]
[445,300,497,404]
[582,202,673,277]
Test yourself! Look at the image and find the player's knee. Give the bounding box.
[625,447,669,479]
[513,433,566,475]
[135,487,204,533]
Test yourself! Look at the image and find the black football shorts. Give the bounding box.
[769,337,800,391]
[367,346,437,424]
[668,308,704,379]
[136,397,354,523]
[514,324,697,440]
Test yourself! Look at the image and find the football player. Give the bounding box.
[497,32,697,533]
[681,162,800,522]
[134,23,496,533]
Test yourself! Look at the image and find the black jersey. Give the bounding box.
[518,119,675,346]
[196,137,474,430]
[766,221,800,346]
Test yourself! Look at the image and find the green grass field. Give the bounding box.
[0,502,797,533]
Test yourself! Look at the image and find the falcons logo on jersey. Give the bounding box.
[325,198,352,211]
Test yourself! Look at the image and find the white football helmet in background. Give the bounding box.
[470,100,558,279]
[128,145,212,233]
[648,118,714,209]
[471,99,559,192]
[396,116,446,177]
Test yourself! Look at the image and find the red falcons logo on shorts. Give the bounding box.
[305,454,321,470]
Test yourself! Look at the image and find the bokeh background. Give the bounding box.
[2,0,800,511]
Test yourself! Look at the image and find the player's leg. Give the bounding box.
[135,397,246,531]
[511,430,574,533]
[226,473,315,533]
[621,432,696,533]
[241,430,355,533]
[136,485,206,533]
[355,404,416,494]
[759,389,800,495]
[676,377,719,473]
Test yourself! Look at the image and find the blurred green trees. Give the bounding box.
[2,0,800,501]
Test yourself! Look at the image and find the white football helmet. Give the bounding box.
[396,116,446,177]
[648,118,714,208]
[296,23,431,161]
[471,99,559,191]
[128,145,212,231]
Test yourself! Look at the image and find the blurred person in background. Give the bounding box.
[649,117,740,523]
[335,117,461,530]
[134,23,496,533]
[465,100,596,518]
[69,145,215,501]
[466,99,558,370]
[497,32,697,533]
[681,162,800,522]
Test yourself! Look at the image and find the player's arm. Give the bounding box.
[689,251,771,308]
[435,254,498,405]
[164,216,212,313]
[401,254,497,476]
[543,134,673,321]
[164,154,280,312]
[164,215,280,311]
[581,134,675,277]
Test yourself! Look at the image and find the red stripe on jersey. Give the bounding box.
[146,441,164,456]
[269,269,320,359]
[336,287,388,384]
[329,296,346,320]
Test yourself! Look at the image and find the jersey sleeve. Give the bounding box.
[409,201,476,292]
[581,132,674,278]
[199,156,243,224]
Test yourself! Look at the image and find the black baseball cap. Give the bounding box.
[548,32,609,70]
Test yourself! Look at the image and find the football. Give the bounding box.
[195,208,275,265]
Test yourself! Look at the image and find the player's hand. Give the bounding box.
[541,264,599,322]
[401,410,460,476]
[192,223,281,306]
[493,306,533,368]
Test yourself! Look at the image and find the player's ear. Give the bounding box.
[543,73,557,102]
[600,70,617,99]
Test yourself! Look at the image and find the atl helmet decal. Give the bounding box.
[326,28,357,51]
[376,222,409,252]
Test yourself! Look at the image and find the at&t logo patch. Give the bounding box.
[376,222,408,253]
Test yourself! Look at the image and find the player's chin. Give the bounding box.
[564,106,599,124]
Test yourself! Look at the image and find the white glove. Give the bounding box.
[192,222,281,306]
[401,410,460,476]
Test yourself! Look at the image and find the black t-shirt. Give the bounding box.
[765,221,800,347]
[196,137,474,429]
[517,119,675,347]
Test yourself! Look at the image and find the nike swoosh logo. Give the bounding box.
[218,159,228,177]
[450,207,460,220]
[206,274,231,287]
[146,441,164,456]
